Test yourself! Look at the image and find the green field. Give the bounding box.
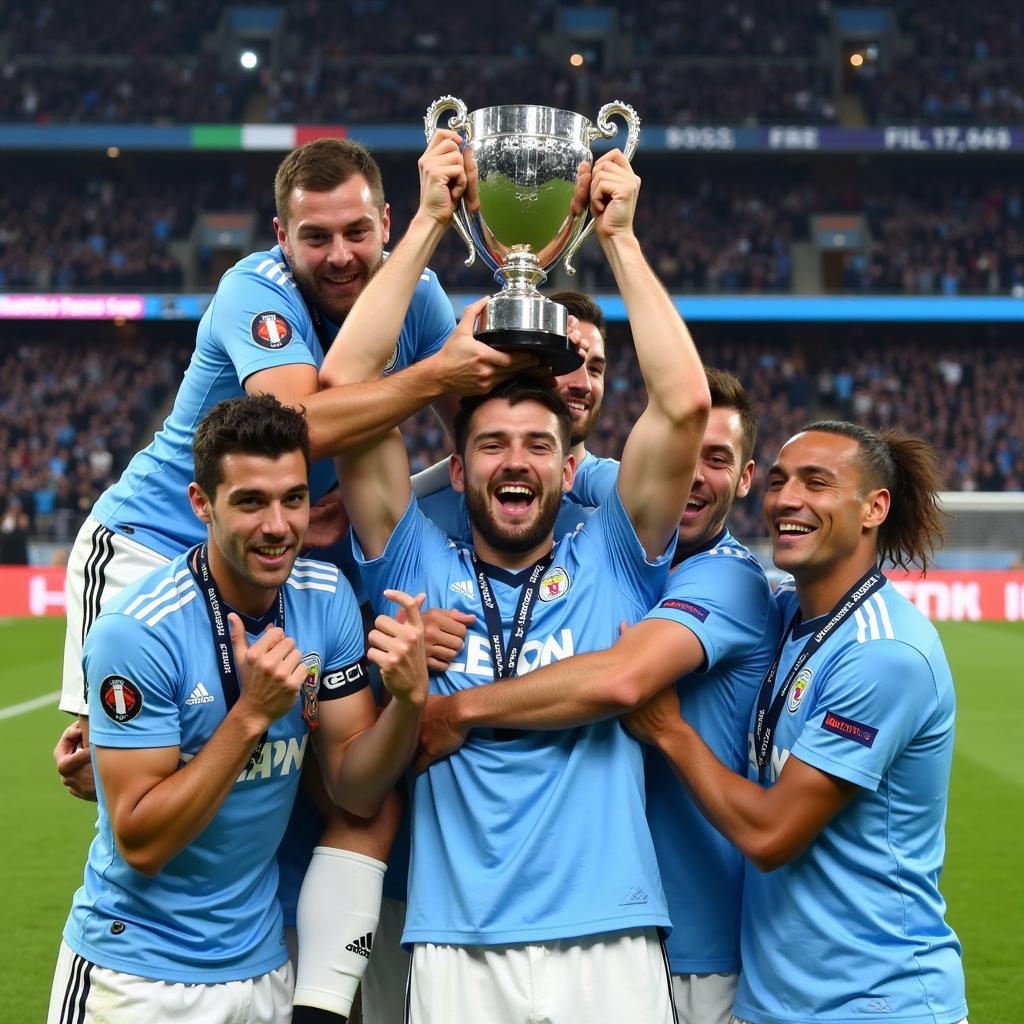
[2,617,1020,1021]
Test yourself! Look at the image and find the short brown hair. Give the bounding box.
[802,421,946,573]
[274,138,385,226]
[547,290,606,340]
[705,366,758,464]
[193,394,310,498]
[454,377,572,458]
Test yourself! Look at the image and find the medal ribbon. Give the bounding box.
[753,566,885,782]
[189,543,285,772]
[471,551,556,682]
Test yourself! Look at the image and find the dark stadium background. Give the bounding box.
[0,2,1021,1018]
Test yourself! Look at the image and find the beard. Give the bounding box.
[568,404,600,447]
[292,250,384,325]
[465,477,563,555]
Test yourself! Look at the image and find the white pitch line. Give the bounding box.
[0,691,61,720]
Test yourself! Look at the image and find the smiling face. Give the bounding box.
[678,406,754,557]
[555,321,606,448]
[765,430,888,587]
[451,398,574,564]
[275,175,390,323]
[189,450,310,615]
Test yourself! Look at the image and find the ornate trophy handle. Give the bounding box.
[424,95,476,268]
[562,100,642,276]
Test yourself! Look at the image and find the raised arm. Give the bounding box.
[310,131,535,445]
[335,300,490,558]
[592,151,710,558]
[247,132,529,453]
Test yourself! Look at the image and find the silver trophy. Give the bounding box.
[425,98,640,373]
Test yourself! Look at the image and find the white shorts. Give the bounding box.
[673,972,736,1024]
[407,927,675,1024]
[60,515,169,715]
[360,896,410,1024]
[47,940,293,1024]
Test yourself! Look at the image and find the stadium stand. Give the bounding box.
[0,332,191,543]
[1,0,1022,554]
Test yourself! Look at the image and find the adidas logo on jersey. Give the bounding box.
[450,580,474,598]
[619,886,648,906]
[345,932,373,959]
[185,683,216,706]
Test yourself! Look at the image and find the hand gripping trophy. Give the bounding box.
[425,97,640,373]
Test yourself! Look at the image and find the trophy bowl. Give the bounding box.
[425,97,640,375]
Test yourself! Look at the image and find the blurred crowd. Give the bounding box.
[1,331,1019,550]
[0,178,187,291]
[5,162,1022,297]
[2,0,1022,126]
[0,339,190,550]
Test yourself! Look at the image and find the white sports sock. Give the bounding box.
[293,847,386,1017]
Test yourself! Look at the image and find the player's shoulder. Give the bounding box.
[217,246,308,313]
[578,452,619,474]
[697,533,767,574]
[848,580,940,655]
[92,556,198,650]
[409,261,446,300]
[673,533,773,597]
[773,575,799,615]
[287,556,340,588]
[231,245,298,291]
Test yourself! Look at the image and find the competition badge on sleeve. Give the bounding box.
[99,674,144,724]
[250,311,293,350]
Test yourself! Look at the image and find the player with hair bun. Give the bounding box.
[624,421,968,1024]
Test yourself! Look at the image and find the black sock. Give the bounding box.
[292,1006,348,1024]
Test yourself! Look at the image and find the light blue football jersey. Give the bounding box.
[415,450,618,545]
[65,552,366,983]
[357,490,673,946]
[734,579,967,1024]
[643,529,780,974]
[92,246,454,559]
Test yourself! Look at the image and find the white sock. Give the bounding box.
[293,847,386,1016]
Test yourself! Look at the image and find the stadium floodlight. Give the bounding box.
[240,50,259,70]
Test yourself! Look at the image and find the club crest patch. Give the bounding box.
[539,566,571,602]
[384,343,400,374]
[250,311,293,350]
[787,668,812,713]
[301,653,321,729]
[99,674,143,724]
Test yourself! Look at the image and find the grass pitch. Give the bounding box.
[1,617,1020,1021]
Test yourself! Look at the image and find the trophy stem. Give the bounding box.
[495,251,548,296]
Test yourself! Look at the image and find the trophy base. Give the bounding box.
[475,293,583,375]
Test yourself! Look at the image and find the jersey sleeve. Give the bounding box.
[319,577,369,701]
[792,641,938,791]
[569,455,619,508]
[209,267,318,385]
[417,487,473,543]
[585,484,673,614]
[645,551,774,673]
[84,613,185,750]
[354,495,452,613]
[403,270,455,362]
